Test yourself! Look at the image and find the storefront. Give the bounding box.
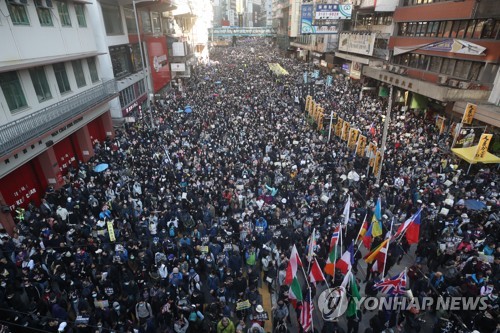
[122,94,148,117]
[53,137,79,175]
[86,117,106,143]
[0,161,44,210]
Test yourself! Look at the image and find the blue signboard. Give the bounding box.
[301,4,339,34]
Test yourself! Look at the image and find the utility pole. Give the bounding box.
[375,85,393,185]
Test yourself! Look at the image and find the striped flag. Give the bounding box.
[309,258,325,286]
[374,270,407,295]
[356,215,369,244]
[285,245,303,285]
[300,291,313,332]
[324,225,341,276]
[307,229,317,262]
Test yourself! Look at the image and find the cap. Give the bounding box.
[256,305,264,313]
[58,322,67,332]
[173,267,179,274]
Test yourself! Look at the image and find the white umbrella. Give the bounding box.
[348,171,360,182]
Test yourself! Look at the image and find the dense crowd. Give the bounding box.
[0,40,498,333]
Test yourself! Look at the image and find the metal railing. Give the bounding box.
[0,79,118,158]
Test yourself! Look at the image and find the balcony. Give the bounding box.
[0,80,118,159]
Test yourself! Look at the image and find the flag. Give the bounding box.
[343,196,351,225]
[309,258,325,286]
[346,273,361,318]
[299,291,313,332]
[324,226,341,276]
[307,229,317,262]
[369,122,376,137]
[364,238,389,264]
[405,210,421,244]
[336,241,354,275]
[356,216,369,244]
[374,198,382,221]
[362,219,382,249]
[374,270,407,295]
[371,238,388,273]
[285,245,303,285]
[288,276,303,308]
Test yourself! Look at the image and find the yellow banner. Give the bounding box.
[373,150,382,176]
[311,101,316,117]
[436,116,446,135]
[474,134,493,159]
[342,122,350,141]
[107,221,116,242]
[368,142,377,167]
[336,118,344,137]
[356,135,367,157]
[462,103,477,125]
[348,128,359,150]
[306,96,312,113]
[317,112,324,131]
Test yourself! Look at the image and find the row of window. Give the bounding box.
[6,0,86,27]
[398,19,500,40]
[102,5,162,36]
[403,0,452,5]
[358,13,393,27]
[119,81,146,109]
[0,58,99,113]
[393,54,483,81]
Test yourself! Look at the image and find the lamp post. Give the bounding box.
[133,0,155,129]
[375,84,393,185]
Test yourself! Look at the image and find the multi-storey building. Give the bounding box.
[362,0,500,128]
[0,1,117,232]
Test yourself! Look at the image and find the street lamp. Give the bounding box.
[133,0,155,128]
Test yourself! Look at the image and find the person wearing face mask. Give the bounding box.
[272,299,289,331]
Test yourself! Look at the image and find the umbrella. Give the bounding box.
[464,199,486,210]
[184,106,192,113]
[347,171,360,182]
[94,163,109,173]
[215,81,222,84]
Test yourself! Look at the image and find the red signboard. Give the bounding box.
[146,36,171,92]
[0,162,42,210]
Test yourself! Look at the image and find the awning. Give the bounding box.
[451,146,500,164]
[334,51,370,65]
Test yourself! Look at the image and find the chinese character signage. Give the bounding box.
[339,32,377,56]
[462,103,477,125]
[474,134,492,159]
[348,128,359,150]
[356,135,367,157]
[315,4,352,20]
[301,4,339,34]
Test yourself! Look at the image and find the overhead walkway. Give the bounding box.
[209,27,277,37]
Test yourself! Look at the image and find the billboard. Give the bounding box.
[314,4,352,20]
[146,36,171,92]
[338,32,377,56]
[301,4,339,34]
[350,61,362,80]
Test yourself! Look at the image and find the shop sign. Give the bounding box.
[338,32,376,56]
[378,73,414,90]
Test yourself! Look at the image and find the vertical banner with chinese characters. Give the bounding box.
[356,135,367,157]
[435,116,446,135]
[373,150,382,177]
[348,128,359,150]
[474,134,493,159]
[336,118,344,137]
[342,121,350,141]
[462,103,477,125]
[107,221,116,242]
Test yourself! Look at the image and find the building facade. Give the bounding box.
[0,0,117,232]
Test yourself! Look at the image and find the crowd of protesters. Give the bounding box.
[0,39,498,333]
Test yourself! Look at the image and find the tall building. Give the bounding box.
[0,1,117,232]
[362,0,500,128]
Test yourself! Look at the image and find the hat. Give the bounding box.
[430,203,436,207]
[65,251,72,258]
[173,267,179,274]
[95,249,103,254]
[417,200,422,204]
[58,322,67,332]
[461,213,468,218]
[255,305,264,313]
[113,301,120,309]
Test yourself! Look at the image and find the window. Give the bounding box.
[465,20,476,38]
[130,43,143,72]
[481,19,500,39]
[140,11,152,33]
[429,57,442,73]
[53,63,71,93]
[152,12,161,34]
[454,60,471,79]
[469,62,482,81]
[75,4,86,27]
[72,60,86,88]
[442,58,456,75]
[426,21,439,37]
[456,20,468,38]
[87,58,99,83]
[6,1,29,25]
[398,22,408,36]
[35,0,53,26]
[102,4,124,35]
[0,71,27,112]
[110,45,132,78]
[57,1,71,26]
[29,67,52,102]
[124,8,137,33]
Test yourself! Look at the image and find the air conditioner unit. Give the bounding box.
[388,65,394,72]
[438,75,448,85]
[398,67,406,75]
[448,79,459,88]
[458,81,471,89]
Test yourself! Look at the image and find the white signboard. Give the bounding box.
[338,32,377,56]
[171,63,186,72]
[172,42,186,57]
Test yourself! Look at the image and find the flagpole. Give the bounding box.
[382,217,394,278]
[355,213,368,248]
[309,286,314,333]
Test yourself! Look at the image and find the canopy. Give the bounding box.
[451,146,500,164]
[94,163,109,172]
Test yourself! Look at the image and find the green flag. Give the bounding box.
[346,275,361,318]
